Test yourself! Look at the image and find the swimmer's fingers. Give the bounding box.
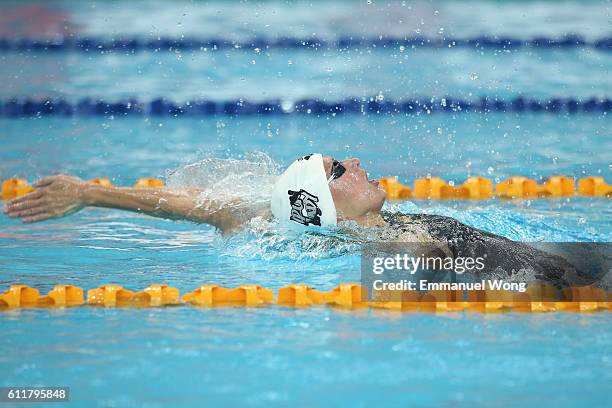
[7,206,48,219]
[3,178,51,213]
[11,203,78,223]
[4,191,44,212]
[4,190,43,208]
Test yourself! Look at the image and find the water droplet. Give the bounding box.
[469,73,479,80]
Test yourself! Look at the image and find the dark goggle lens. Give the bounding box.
[330,160,346,180]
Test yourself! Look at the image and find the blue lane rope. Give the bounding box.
[0,97,610,117]
[0,35,610,53]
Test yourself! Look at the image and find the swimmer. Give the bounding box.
[2,153,605,288]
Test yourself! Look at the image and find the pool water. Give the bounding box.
[1,1,611,407]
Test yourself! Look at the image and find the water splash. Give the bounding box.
[165,151,280,213]
[220,215,363,262]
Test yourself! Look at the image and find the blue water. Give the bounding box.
[4,48,612,101]
[1,1,611,407]
[2,309,610,408]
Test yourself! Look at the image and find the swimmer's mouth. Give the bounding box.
[364,171,379,186]
[364,170,380,186]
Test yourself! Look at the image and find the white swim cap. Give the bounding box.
[271,153,337,228]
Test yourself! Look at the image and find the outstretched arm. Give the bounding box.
[3,175,249,233]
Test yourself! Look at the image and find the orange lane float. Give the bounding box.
[38,285,84,307]
[465,289,515,313]
[370,289,466,312]
[419,290,469,312]
[86,284,136,307]
[578,176,612,197]
[87,284,180,307]
[494,176,538,198]
[326,283,368,309]
[413,176,447,199]
[556,285,609,312]
[0,285,84,308]
[495,176,576,198]
[276,283,370,308]
[1,178,34,200]
[183,284,274,307]
[400,176,495,200]
[0,285,40,307]
[130,284,181,307]
[133,178,164,188]
[458,176,494,199]
[89,178,113,187]
[277,284,330,307]
[511,283,559,312]
[539,176,576,197]
[439,177,493,200]
[377,177,412,200]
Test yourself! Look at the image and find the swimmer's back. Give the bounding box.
[380,211,501,243]
[380,210,601,288]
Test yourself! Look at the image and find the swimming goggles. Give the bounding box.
[327,159,346,183]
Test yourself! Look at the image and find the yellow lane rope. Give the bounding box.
[2,176,610,201]
[1,283,609,312]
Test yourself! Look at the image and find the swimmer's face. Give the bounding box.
[322,156,386,220]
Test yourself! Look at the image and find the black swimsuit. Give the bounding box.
[380,211,600,289]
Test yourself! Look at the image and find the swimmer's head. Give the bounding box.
[270,153,386,228]
[322,155,386,220]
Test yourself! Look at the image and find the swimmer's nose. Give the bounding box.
[343,158,360,167]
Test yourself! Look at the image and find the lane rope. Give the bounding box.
[1,35,610,52]
[0,96,610,117]
[379,176,612,200]
[1,283,609,312]
[2,177,610,201]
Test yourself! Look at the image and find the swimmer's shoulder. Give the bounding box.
[220,207,272,236]
[380,210,503,242]
[380,210,428,226]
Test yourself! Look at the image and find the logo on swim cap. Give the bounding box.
[287,189,322,226]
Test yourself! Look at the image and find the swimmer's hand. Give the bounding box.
[4,175,88,223]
